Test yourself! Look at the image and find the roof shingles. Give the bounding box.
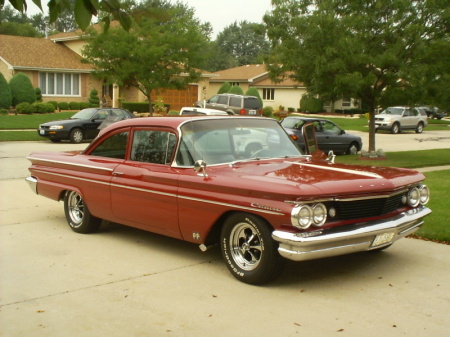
[0,34,93,71]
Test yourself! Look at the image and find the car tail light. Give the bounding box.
[258,109,262,115]
[290,134,299,141]
[239,109,246,115]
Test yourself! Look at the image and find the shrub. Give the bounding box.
[168,110,179,116]
[15,102,34,114]
[79,102,90,109]
[35,87,42,102]
[32,102,55,113]
[89,89,100,107]
[228,85,244,95]
[48,101,58,109]
[245,87,263,106]
[218,82,231,94]
[9,73,36,106]
[122,102,149,113]
[58,102,69,110]
[262,106,274,118]
[0,72,12,109]
[69,102,80,110]
[300,95,323,113]
[0,108,9,115]
[288,107,296,112]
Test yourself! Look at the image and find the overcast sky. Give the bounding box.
[23,0,274,38]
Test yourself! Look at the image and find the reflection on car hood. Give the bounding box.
[40,119,87,126]
[201,159,424,199]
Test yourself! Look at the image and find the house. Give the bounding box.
[0,30,214,111]
[208,64,360,112]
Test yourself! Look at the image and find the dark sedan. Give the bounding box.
[281,116,362,154]
[38,108,135,143]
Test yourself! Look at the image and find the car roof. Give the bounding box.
[179,107,228,115]
[284,116,331,123]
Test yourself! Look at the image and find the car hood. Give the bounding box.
[196,159,424,201]
[40,119,87,127]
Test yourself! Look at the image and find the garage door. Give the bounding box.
[153,85,199,112]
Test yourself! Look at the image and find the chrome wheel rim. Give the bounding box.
[229,222,262,271]
[67,191,84,227]
[349,144,358,154]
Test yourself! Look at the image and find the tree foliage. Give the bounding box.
[9,72,36,106]
[81,0,210,114]
[264,0,450,151]
[217,82,231,94]
[0,72,13,109]
[206,21,270,71]
[245,87,263,106]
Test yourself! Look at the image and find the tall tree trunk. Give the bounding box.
[368,104,376,153]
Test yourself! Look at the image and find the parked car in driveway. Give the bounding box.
[375,106,428,134]
[281,116,362,154]
[418,106,447,120]
[37,108,135,143]
[194,93,262,116]
[26,116,431,284]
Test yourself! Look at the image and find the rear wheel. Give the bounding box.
[347,142,359,155]
[415,122,424,134]
[220,213,285,284]
[69,128,84,143]
[64,191,102,233]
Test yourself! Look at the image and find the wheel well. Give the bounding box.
[203,211,273,246]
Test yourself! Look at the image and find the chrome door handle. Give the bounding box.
[113,172,124,176]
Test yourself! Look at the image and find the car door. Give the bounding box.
[110,128,181,238]
[315,120,347,153]
[401,108,416,129]
[84,109,109,139]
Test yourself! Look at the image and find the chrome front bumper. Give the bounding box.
[272,207,431,262]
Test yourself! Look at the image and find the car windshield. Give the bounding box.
[71,108,97,120]
[382,107,404,115]
[176,118,302,166]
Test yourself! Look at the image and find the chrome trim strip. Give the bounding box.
[32,170,284,216]
[289,161,383,178]
[25,176,38,194]
[272,206,432,262]
[27,156,114,172]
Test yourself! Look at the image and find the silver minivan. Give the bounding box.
[375,106,428,134]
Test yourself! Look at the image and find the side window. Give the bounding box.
[93,109,109,120]
[229,97,242,107]
[218,95,228,104]
[90,131,129,159]
[111,109,125,118]
[209,95,220,103]
[322,121,341,134]
[131,130,176,164]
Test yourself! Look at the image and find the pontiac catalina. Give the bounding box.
[26,116,431,284]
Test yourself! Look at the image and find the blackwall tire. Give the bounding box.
[64,191,102,234]
[69,128,84,143]
[220,212,285,284]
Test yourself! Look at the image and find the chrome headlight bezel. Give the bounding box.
[407,186,420,207]
[291,203,328,229]
[419,185,430,205]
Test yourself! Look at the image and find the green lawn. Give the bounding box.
[0,111,74,129]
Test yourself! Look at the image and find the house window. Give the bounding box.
[342,97,351,107]
[39,72,81,96]
[229,82,240,87]
[263,88,275,101]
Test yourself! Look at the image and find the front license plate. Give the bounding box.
[372,232,395,247]
[39,130,45,135]
[249,110,256,115]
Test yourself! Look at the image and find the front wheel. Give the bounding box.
[69,128,84,143]
[64,191,102,233]
[415,122,424,134]
[347,142,359,155]
[220,213,285,284]
[390,123,400,134]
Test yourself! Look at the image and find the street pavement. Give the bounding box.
[0,134,449,337]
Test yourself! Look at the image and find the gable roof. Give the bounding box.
[212,64,305,87]
[0,34,93,72]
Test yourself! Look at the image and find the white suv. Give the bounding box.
[375,107,428,134]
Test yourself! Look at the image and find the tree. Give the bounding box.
[217,82,231,94]
[228,85,244,95]
[245,87,263,106]
[264,0,449,152]
[82,0,210,115]
[9,72,35,106]
[214,21,270,70]
[0,72,13,109]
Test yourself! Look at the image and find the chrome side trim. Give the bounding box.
[27,156,114,172]
[272,206,431,262]
[30,170,284,216]
[25,176,38,194]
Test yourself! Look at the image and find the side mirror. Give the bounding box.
[302,123,319,155]
[194,160,208,177]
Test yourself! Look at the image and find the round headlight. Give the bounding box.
[419,185,430,205]
[312,203,327,227]
[407,187,420,207]
[291,205,313,229]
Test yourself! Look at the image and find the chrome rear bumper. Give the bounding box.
[272,207,431,262]
[25,176,38,194]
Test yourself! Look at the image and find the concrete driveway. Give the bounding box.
[1,140,449,337]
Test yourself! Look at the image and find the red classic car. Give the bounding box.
[26,116,431,284]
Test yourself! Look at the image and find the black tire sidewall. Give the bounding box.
[63,191,101,234]
[220,212,284,285]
